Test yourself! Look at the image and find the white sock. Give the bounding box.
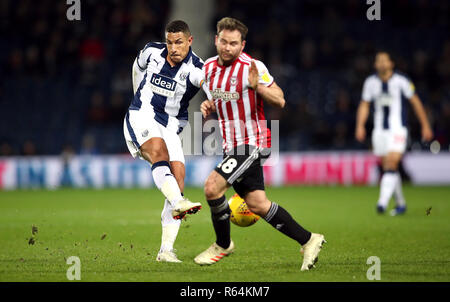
[151,161,183,207]
[159,199,181,253]
[394,174,406,207]
[377,171,399,209]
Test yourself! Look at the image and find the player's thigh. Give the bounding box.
[383,128,407,170]
[232,159,265,198]
[139,138,170,164]
[204,170,230,200]
[216,145,261,185]
[170,161,185,192]
[162,127,185,164]
[124,110,167,162]
[387,128,408,154]
[371,130,388,156]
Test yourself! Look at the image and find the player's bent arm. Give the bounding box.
[255,82,285,108]
[132,58,145,94]
[355,100,370,142]
[409,94,433,141]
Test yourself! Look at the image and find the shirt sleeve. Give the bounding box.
[136,43,153,71]
[132,59,145,94]
[401,77,415,99]
[188,66,205,88]
[254,60,274,87]
[361,78,373,102]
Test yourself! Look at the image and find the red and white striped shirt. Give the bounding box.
[203,52,274,152]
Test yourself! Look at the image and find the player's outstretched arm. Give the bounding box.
[409,94,433,142]
[355,100,370,142]
[200,100,216,118]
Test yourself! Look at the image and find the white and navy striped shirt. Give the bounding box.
[362,72,415,131]
[129,42,204,131]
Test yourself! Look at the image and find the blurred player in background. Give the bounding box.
[123,20,207,262]
[194,17,325,271]
[355,51,433,216]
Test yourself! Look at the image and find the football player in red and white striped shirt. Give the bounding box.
[194,17,325,271]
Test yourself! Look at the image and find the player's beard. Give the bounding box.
[218,49,239,66]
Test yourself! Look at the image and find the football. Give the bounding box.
[228,193,260,227]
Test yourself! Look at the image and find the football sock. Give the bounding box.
[264,202,312,245]
[394,173,406,207]
[159,199,181,253]
[207,195,231,249]
[151,161,183,207]
[377,170,399,209]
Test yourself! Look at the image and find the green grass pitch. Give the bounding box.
[0,186,449,282]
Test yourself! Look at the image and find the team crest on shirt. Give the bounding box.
[179,71,189,81]
[229,76,237,86]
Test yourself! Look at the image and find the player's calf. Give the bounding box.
[244,190,271,217]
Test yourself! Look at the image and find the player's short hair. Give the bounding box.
[375,50,394,62]
[216,17,248,41]
[165,20,191,36]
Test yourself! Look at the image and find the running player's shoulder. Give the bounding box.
[393,71,412,83]
[238,53,252,65]
[363,73,379,87]
[204,56,219,67]
[189,50,204,69]
[365,73,378,82]
[143,42,166,51]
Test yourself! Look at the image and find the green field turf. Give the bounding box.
[0,186,449,282]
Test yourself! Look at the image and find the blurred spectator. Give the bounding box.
[0,142,15,156]
[79,134,99,155]
[21,140,37,156]
[86,91,110,125]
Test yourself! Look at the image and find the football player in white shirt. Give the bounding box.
[355,51,433,215]
[123,20,207,262]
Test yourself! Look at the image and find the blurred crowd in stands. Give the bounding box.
[0,0,449,156]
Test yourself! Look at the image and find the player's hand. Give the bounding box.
[355,126,366,142]
[422,126,433,142]
[200,100,216,118]
[248,60,259,90]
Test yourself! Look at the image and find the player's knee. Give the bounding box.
[141,143,167,163]
[204,178,219,200]
[384,157,400,171]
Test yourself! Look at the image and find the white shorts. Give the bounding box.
[123,110,185,164]
[371,128,408,156]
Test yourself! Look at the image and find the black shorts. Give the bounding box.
[215,145,270,198]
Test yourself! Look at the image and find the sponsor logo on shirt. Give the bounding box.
[377,93,393,106]
[149,73,177,98]
[211,88,240,101]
